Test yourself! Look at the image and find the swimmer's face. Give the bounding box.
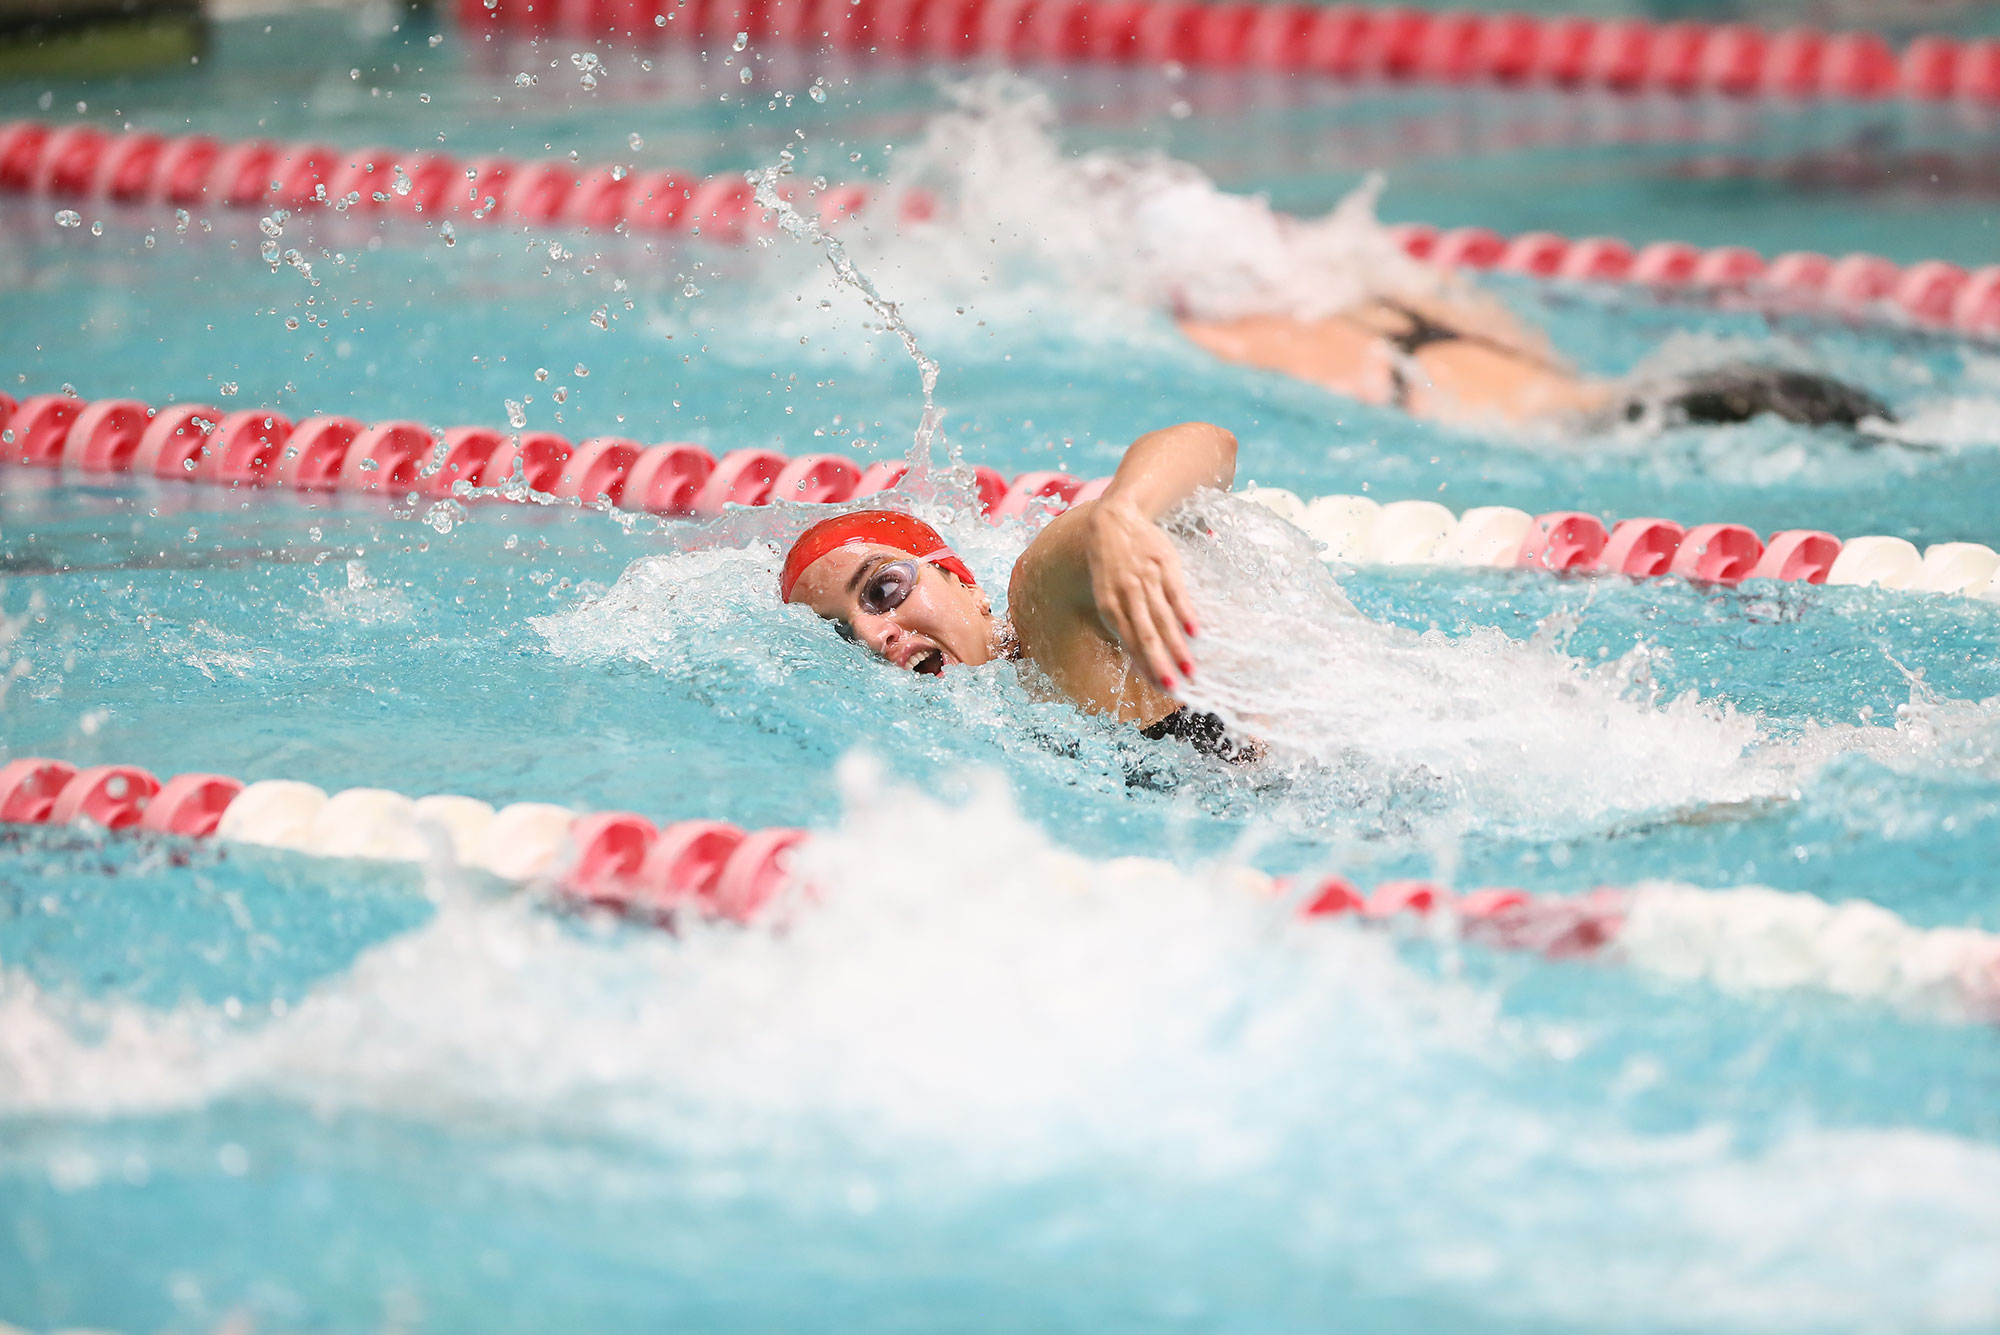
[786,543,996,677]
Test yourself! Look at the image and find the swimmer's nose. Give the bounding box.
[852,612,901,660]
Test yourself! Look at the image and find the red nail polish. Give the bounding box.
[1180,660,1195,677]
[1160,672,1176,691]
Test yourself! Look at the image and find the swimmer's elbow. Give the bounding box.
[1181,421,1238,482]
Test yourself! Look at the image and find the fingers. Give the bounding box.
[1145,581,1193,681]
[1159,554,1200,640]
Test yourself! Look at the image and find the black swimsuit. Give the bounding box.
[1141,707,1262,764]
[1355,299,1568,409]
[1356,299,1895,431]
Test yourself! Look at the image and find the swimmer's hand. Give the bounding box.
[1084,497,1199,693]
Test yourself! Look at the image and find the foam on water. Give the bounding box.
[3,771,2000,1331]
[877,73,1440,324]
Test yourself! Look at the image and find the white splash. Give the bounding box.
[877,73,1443,323]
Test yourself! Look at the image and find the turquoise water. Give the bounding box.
[5,8,2000,1333]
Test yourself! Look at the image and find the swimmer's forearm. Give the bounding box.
[1098,422,1238,520]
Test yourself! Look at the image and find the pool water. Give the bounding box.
[4,7,2000,1332]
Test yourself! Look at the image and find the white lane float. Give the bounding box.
[1826,535,1923,589]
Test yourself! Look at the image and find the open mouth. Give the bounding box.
[909,648,946,676]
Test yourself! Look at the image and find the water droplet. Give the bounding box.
[143,233,156,248]
[218,382,238,397]
[580,72,598,89]
[392,165,413,196]
[441,221,456,246]
[89,220,102,236]
[535,367,549,381]
[504,399,527,428]
[285,317,300,330]
[628,132,644,151]
[611,163,628,180]
[260,239,280,263]
[654,12,666,23]
[739,66,753,84]
[515,72,534,87]
[552,386,568,403]
[732,30,748,49]
[817,299,832,311]
[419,92,431,103]
[683,282,702,297]
[428,32,443,45]
[590,307,609,329]
[809,84,827,103]
[53,209,80,228]
[258,214,283,237]
[573,363,588,377]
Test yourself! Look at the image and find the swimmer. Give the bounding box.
[1177,291,1898,437]
[781,421,1259,761]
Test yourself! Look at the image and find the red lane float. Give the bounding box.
[0,754,808,926]
[6,751,1998,1022]
[13,388,1999,601]
[457,0,2000,106]
[1,115,1993,336]
[0,119,869,244]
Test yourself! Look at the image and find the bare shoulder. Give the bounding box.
[1008,501,1097,636]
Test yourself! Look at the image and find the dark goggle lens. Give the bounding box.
[859,560,919,616]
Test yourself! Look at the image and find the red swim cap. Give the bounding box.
[779,510,978,602]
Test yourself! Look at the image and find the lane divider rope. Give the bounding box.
[0,119,873,241]
[454,0,2000,107]
[3,389,1993,598]
[1235,485,2000,598]
[0,755,805,922]
[3,753,1995,1024]
[2,120,1997,337]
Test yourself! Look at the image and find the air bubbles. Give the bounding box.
[53,209,80,229]
[589,307,609,330]
[515,72,535,87]
[441,220,456,247]
[285,317,300,330]
[419,92,432,103]
[628,132,644,151]
[535,367,549,381]
[174,209,191,233]
[504,399,527,428]
[261,238,280,264]
[654,12,666,23]
[143,233,156,248]
[552,386,568,404]
[739,66,753,84]
[218,382,238,397]
[573,363,589,377]
[809,80,828,103]
[732,30,748,49]
[428,31,444,45]
[611,164,628,180]
[258,213,284,237]
[89,220,102,236]
[392,165,414,196]
[682,282,702,297]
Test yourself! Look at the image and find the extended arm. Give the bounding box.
[1019,421,1237,696]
